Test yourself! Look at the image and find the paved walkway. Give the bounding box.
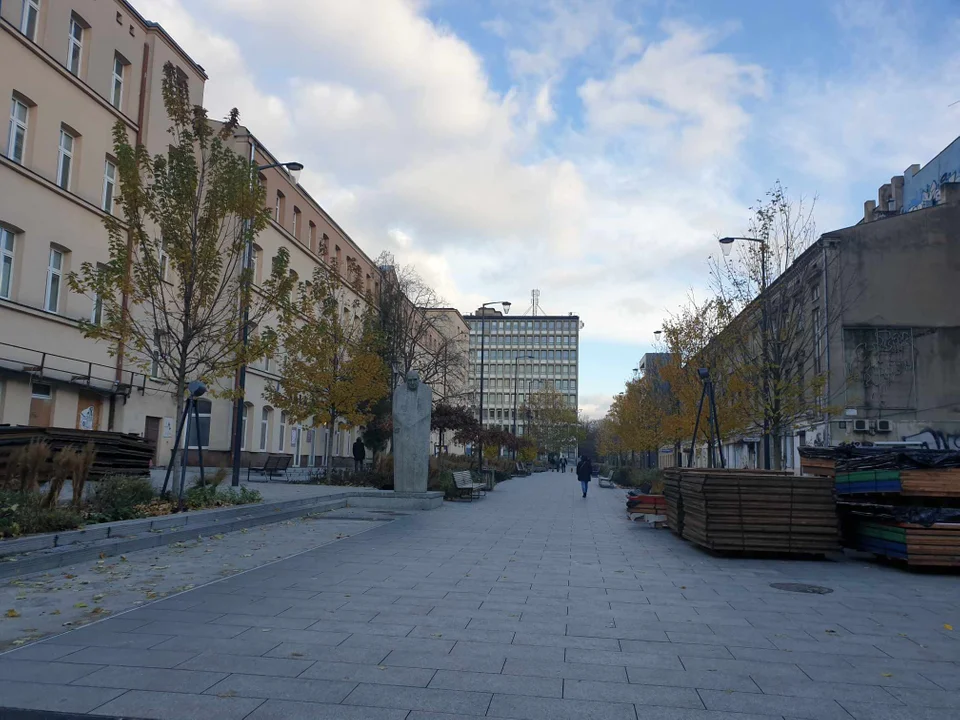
[1,471,959,720]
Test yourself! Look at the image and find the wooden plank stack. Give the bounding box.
[0,426,154,481]
[663,469,683,536]
[663,468,838,556]
[801,446,960,568]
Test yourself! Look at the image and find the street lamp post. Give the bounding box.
[231,157,304,487]
[477,300,511,468]
[512,353,535,458]
[719,236,770,470]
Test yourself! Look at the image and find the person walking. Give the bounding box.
[576,454,592,498]
[352,437,366,472]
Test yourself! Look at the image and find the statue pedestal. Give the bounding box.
[393,373,432,494]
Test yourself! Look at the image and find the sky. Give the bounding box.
[137,0,960,419]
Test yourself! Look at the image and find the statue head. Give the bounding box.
[405,371,420,391]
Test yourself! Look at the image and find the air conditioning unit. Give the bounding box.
[876,420,892,433]
[853,419,869,432]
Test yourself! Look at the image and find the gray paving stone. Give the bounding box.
[72,665,227,693]
[203,673,356,703]
[151,635,283,656]
[699,688,852,720]
[837,703,948,720]
[0,679,124,714]
[884,685,960,707]
[243,698,408,720]
[45,629,174,649]
[798,662,942,688]
[176,651,314,677]
[450,639,565,662]
[306,619,415,636]
[753,676,900,703]
[620,640,732,660]
[89,688,264,719]
[343,682,492,715]
[300,659,435,686]
[233,626,351,646]
[624,666,760,692]
[131,620,249,639]
[383,650,506,673]
[52,646,200,668]
[567,648,684,669]
[209,613,316,630]
[0,659,101,684]
[1,643,86,661]
[265,642,389,664]
[511,632,621,651]
[429,669,562,697]
[563,679,704,708]
[338,633,456,654]
[123,608,228,624]
[502,658,628,682]
[488,693,637,720]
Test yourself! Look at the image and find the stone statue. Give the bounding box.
[393,371,433,493]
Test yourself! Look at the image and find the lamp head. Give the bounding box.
[286,162,304,184]
[654,329,662,337]
[188,380,207,397]
[719,236,735,257]
[501,301,511,315]
[697,367,710,380]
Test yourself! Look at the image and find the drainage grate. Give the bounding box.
[770,582,833,595]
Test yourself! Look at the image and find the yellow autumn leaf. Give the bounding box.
[73,603,88,609]
[882,673,893,678]
[5,609,20,618]
[944,624,953,631]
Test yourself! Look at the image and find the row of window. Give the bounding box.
[472,364,576,379]
[480,377,577,391]
[472,335,577,348]
[18,2,130,112]
[8,95,119,213]
[469,319,578,334]
[475,349,577,362]
[241,405,355,458]
[0,226,74,312]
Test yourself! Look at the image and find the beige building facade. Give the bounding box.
[0,0,398,470]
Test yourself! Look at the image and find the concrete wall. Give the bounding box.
[902,137,960,213]
[825,203,960,445]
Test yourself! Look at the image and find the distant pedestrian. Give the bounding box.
[576,454,592,498]
[352,437,366,472]
[561,457,567,473]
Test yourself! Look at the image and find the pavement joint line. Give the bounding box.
[0,512,392,659]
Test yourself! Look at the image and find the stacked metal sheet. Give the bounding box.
[0,426,154,480]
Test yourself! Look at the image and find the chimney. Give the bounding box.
[905,163,921,177]
[940,182,960,206]
[891,175,904,212]
[863,200,877,222]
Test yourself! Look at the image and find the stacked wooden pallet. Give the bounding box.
[850,519,960,567]
[801,447,960,568]
[679,471,838,555]
[662,469,683,536]
[0,426,154,480]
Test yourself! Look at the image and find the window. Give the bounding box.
[250,245,260,284]
[150,347,161,378]
[90,263,106,324]
[187,399,212,448]
[813,308,823,374]
[8,97,28,164]
[260,407,272,450]
[240,404,251,451]
[308,221,317,252]
[278,411,287,451]
[67,16,84,76]
[292,207,301,238]
[1,228,14,299]
[275,191,284,222]
[158,239,169,281]
[21,0,40,41]
[111,55,125,110]
[102,160,117,213]
[44,247,63,313]
[57,129,74,190]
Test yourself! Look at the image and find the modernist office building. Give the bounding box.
[463,309,581,438]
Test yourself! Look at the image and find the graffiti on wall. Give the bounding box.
[844,328,915,408]
[902,428,960,451]
[902,139,960,213]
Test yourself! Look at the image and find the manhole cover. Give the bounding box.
[770,582,833,595]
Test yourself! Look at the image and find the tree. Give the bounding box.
[708,181,828,468]
[69,62,293,453]
[265,260,389,470]
[522,386,583,457]
[432,402,477,452]
[376,253,467,399]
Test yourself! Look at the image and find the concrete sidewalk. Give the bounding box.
[1,470,959,719]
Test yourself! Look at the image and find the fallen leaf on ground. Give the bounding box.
[50,609,60,615]
[73,603,87,609]
[5,609,20,618]
[945,624,953,631]
[882,673,893,678]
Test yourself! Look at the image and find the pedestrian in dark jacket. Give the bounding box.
[576,455,592,498]
[352,437,366,472]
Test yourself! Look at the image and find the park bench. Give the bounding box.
[247,454,292,482]
[452,470,485,501]
[515,462,531,477]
